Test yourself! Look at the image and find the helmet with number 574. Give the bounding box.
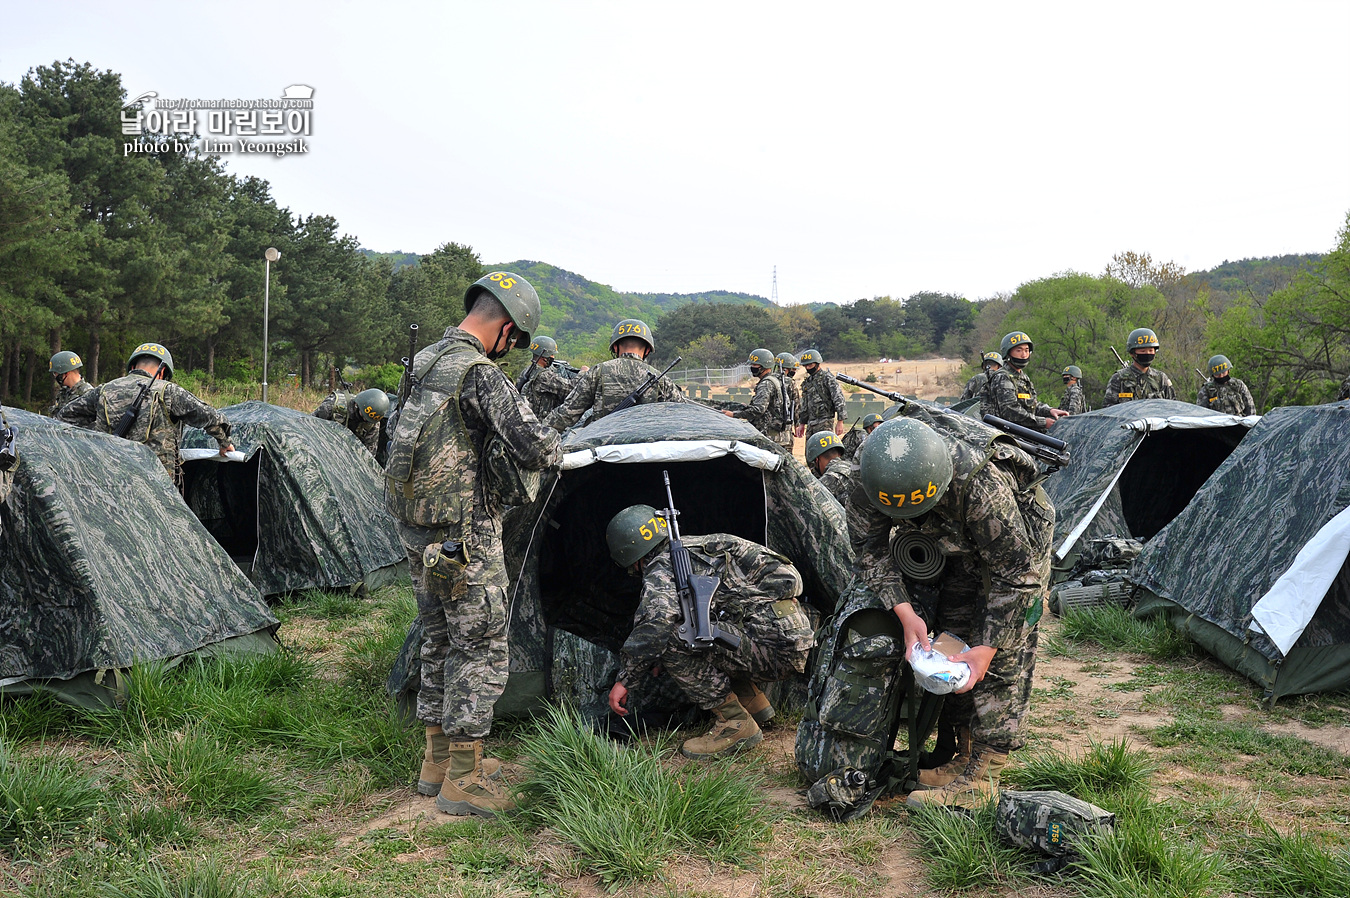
[606,504,670,568]
[465,271,540,346]
[859,417,953,520]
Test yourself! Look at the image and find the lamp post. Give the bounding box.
[262,247,280,402]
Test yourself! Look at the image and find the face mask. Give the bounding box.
[1215,374,1230,382]
[1062,376,1071,384]
[1007,355,1029,369]
[1134,353,1155,368]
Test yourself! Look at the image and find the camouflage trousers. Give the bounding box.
[400,525,510,739]
[660,597,814,709]
[806,419,837,438]
[930,572,1038,753]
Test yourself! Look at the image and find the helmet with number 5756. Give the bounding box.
[606,504,670,567]
[859,417,953,520]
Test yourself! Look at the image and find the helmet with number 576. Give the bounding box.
[1127,328,1160,352]
[610,319,655,356]
[464,271,540,346]
[606,504,670,568]
[805,430,842,464]
[859,417,953,520]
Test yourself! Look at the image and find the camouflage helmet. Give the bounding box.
[800,349,824,366]
[776,352,799,371]
[805,430,843,464]
[610,319,655,355]
[49,350,84,375]
[859,417,953,520]
[862,413,884,431]
[1062,365,1083,379]
[747,348,775,370]
[606,504,669,568]
[981,351,1003,369]
[1127,327,1160,352]
[464,271,541,346]
[1000,331,1033,356]
[127,342,175,379]
[1208,355,1232,378]
[530,335,558,360]
[353,388,390,421]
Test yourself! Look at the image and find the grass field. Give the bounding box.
[3,583,1347,898]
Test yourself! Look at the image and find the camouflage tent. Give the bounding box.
[390,402,856,725]
[1131,402,1350,699]
[1042,399,1258,566]
[0,410,278,709]
[182,401,405,597]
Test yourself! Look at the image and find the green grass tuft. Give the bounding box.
[133,725,282,820]
[0,742,103,849]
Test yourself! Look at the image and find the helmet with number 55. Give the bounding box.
[859,417,953,520]
[606,504,670,567]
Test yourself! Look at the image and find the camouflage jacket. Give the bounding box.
[545,355,685,431]
[783,374,802,427]
[816,457,854,508]
[59,371,231,479]
[384,326,560,535]
[959,371,994,405]
[735,372,793,444]
[619,532,806,687]
[313,391,379,455]
[846,412,1053,652]
[521,364,574,420]
[44,378,94,417]
[1103,365,1174,406]
[987,368,1054,433]
[1339,374,1350,401]
[1058,382,1086,415]
[1196,377,1254,416]
[801,369,847,427]
[841,426,866,460]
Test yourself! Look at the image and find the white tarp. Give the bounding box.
[1248,504,1350,656]
[180,448,248,463]
[561,439,783,472]
[1120,414,1261,433]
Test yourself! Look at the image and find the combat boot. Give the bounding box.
[914,726,973,789]
[906,742,1008,810]
[434,740,515,818]
[680,693,763,760]
[731,678,775,725]
[418,726,501,796]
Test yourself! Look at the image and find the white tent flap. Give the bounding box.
[1248,504,1350,656]
[561,439,783,472]
[1120,414,1261,433]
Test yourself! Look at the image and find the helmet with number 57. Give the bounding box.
[859,417,953,520]
[606,504,671,568]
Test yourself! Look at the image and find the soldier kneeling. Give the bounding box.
[604,504,815,759]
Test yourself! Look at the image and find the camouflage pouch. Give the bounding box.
[996,790,1115,871]
[482,435,540,508]
[805,767,884,823]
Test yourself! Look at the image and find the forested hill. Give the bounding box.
[1190,254,1322,300]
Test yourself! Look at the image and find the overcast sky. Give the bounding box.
[5,2,1348,304]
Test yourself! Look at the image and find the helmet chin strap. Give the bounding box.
[486,323,515,360]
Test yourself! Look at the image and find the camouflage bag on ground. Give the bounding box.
[996,790,1115,872]
[1073,536,1144,574]
[804,766,884,823]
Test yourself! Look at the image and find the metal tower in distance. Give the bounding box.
[771,265,779,305]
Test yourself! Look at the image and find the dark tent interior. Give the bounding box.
[183,453,263,569]
[1115,425,1247,541]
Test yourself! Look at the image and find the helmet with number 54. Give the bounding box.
[859,417,953,520]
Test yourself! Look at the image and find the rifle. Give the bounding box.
[658,470,740,651]
[1110,346,1127,368]
[1194,367,1207,383]
[387,324,418,433]
[331,365,353,391]
[982,414,1072,470]
[551,359,582,375]
[112,362,167,439]
[612,356,682,414]
[0,407,17,472]
[835,372,909,406]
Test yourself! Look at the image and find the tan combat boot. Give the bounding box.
[434,740,515,818]
[418,727,502,796]
[906,743,1008,810]
[731,678,775,725]
[680,693,764,760]
[914,726,973,789]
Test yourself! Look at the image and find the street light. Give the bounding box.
[262,247,280,402]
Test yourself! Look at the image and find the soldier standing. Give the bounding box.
[1058,366,1087,415]
[1195,355,1255,416]
[59,342,233,485]
[725,348,793,447]
[958,352,1002,409]
[313,388,390,455]
[797,350,848,437]
[384,272,561,818]
[986,332,1068,433]
[604,504,813,759]
[1338,375,1350,402]
[848,414,1053,810]
[806,430,852,507]
[45,351,94,417]
[777,352,802,448]
[841,412,882,460]
[517,336,577,420]
[545,319,685,431]
[1103,328,1175,406]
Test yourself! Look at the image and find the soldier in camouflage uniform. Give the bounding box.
[987,332,1068,434]
[846,412,1053,810]
[777,353,803,448]
[60,342,233,485]
[797,349,848,437]
[45,351,95,417]
[958,352,1002,409]
[1339,374,1350,402]
[1195,355,1255,416]
[604,504,814,759]
[806,430,853,508]
[1058,366,1087,415]
[313,388,389,455]
[384,272,561,818]
[516,336,578,420]
[841,412,882,459]
[726,348,793,447]
[546,319,685,431]
[1103,328,1175,406]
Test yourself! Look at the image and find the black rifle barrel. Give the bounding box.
[982,414,1068,451]
[834,372,908,405]
[112,361,167,439]
[613,355,682,413]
